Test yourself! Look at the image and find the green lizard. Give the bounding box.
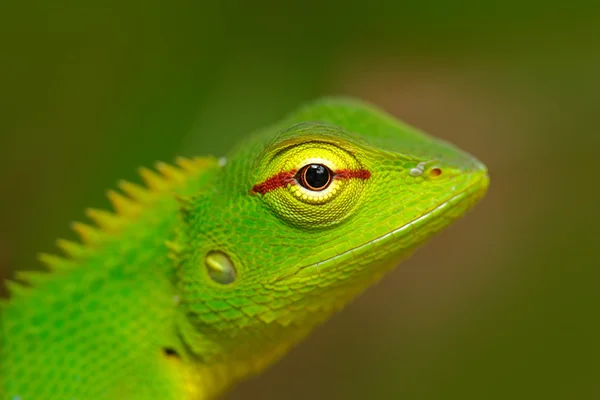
[0,97,489,400]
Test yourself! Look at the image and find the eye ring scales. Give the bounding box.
[298,164,332,191]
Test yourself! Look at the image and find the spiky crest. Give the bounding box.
[3,157,216,301]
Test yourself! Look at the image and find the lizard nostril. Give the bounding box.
[429,168,442,178]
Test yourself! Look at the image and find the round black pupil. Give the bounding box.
[305,164,329,189]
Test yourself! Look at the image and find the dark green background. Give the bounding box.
[1,1,598,398]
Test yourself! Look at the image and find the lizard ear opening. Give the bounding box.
[205,251,237,285]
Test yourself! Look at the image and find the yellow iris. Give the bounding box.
[254,141,370,229]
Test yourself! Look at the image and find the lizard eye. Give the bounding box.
[297,164,332,191]
[252,140,370,229]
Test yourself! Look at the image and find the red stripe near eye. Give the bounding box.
[251,170,297,195]
[251,168,371,195]
[335,169,371,180]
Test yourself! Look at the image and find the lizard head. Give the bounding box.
[175,98,489,385]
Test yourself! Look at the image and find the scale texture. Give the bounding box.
[1,98,489,399]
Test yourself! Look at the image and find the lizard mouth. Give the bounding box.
[271,170,489,283]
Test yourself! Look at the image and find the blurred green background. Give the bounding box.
[1,1,598,399]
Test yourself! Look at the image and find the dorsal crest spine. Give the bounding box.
[4,156,216,300]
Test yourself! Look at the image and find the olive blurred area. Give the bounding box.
[1,1,598,399]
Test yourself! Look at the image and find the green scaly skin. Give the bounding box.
[0,98,489,399]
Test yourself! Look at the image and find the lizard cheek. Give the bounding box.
[205,251,237,285]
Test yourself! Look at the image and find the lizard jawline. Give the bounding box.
[271,173,488,283]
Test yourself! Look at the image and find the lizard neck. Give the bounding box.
[175,305,331,398]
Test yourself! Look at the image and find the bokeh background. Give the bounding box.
[1,1,598,399]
